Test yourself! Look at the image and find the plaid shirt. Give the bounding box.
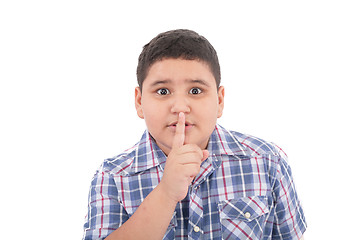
[83,124,306,240]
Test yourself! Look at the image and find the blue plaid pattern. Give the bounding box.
[83,125,307,239]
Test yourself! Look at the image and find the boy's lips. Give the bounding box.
[167,121,194,131]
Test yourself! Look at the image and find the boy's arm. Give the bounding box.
[106,112,208,240]
[105,183,177,240]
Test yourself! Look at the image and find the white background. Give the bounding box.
[1,1,359,239]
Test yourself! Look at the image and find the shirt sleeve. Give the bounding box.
[271,153,307,240]
[83,170,129,240]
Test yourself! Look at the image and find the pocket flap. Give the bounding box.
[218,196,269,222]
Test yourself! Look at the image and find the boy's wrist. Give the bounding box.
[156,182,180,207]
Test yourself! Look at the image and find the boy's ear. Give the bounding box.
[217,86,225,118]
[135,87,144,119]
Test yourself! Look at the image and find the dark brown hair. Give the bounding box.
[136,29,221,91]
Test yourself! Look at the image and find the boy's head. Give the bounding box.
[137,29,221,92]
[135,29,225,155]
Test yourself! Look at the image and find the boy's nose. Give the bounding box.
[170,95,190,114]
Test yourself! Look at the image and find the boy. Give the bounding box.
[83,29,306,240]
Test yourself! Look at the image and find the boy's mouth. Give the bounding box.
[168,121,194,130]
[169,121,192,127]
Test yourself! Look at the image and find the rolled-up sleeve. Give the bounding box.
[83,170,129,240]
[272,155,307,240]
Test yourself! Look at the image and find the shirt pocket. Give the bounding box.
[218,196,269,240]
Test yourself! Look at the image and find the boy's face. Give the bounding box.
[135,58,224,155]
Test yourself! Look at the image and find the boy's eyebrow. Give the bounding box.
[186,79,211,87]
[150,80,171,87]
[150,79,211,87]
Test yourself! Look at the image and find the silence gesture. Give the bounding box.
[159,112,209,203]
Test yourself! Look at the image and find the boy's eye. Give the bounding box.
[156,88,170,95]
[189,87,202,95]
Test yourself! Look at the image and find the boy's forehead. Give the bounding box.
[144,59,216,87]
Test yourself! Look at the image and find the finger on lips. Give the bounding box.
[172,112,186,149]
[172,112,209,161]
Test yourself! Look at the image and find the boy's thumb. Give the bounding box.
[202,150,209,162]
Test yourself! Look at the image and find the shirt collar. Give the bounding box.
[208,124,249,157]
[130,131,167,174]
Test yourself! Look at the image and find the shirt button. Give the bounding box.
[194,226,200,232]
[244,212,251,219]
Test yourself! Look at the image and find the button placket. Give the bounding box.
[188,184,203,238]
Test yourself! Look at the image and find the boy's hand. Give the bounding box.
[159,112,209,204]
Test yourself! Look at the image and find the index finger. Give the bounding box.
[172,112,185,149]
